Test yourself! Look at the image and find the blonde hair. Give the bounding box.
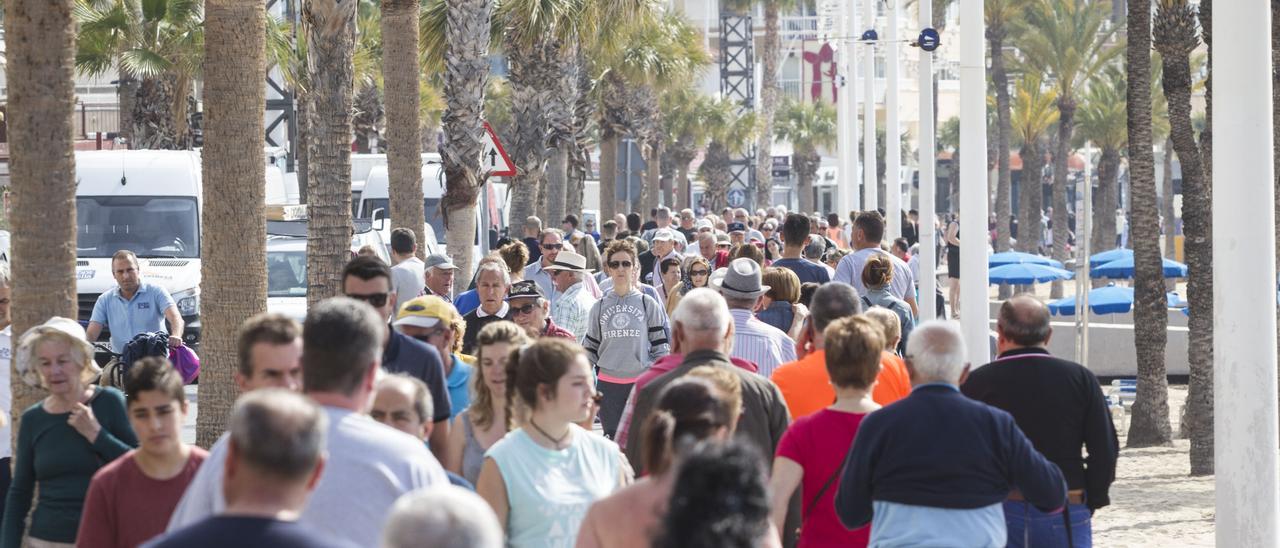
[685,366,743,426]
[470,321,530,430]
[863,307,902,349]
[762,267,800,304]
[822,316,884,389]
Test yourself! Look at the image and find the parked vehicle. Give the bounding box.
[265,219,390,323]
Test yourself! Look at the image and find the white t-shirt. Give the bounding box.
[167,406,447,547]
[0,326,10,460]
[390,257,425,313]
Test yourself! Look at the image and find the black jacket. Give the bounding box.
[961,347,1119,510]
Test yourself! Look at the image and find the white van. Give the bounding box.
[356,158,508,268]
[74,150,204,348]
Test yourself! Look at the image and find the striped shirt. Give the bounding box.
[728,308,796,378]
[551,281,595,341]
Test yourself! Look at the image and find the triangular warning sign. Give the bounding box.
[481,121,516,177]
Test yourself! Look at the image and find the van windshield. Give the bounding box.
[363,198,447,244]
[76,196,200,258]
[267,249,307,297]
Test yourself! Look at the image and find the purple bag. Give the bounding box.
[169,345,201,384]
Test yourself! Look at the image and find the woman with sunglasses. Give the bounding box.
[477,339,629,548]
[582,240,670,439]
[446,321,530,486]
[664,255,712,316]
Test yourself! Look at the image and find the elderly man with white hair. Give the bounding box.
[622,288,790,473]
[382,486,503,548]
[834,320,1067,548]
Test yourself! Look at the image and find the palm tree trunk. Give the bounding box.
[133,76,181,149]
[383,0,425,260]
[505,38,552,226]
[705,143,731,211]
[304,0,356,307]
[795,150,817,214]
[565,53,592,216]
[1161,138,1175,258]
[1091,146,1120,252]
[544,44,577,226]
[1126,0,1173,447]
[1049,100,1074,299]
[642,140,663,212]
[600,133,618,221]
[755,0,780,209]
[5,0,80,425]
[675,161,692,211]
[1183,0,1213,475]
[440,0,491,291]
[1016,141,1046,254]
[990,27,1013,254]
[117,73,138,146]
[198,0,267,447]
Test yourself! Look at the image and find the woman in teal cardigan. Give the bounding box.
[1,318,137,548]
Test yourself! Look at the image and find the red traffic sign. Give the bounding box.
[482,121,515,177]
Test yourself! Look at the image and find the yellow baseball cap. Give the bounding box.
[393,296,457,329]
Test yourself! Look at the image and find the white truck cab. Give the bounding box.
[74,150,204,349]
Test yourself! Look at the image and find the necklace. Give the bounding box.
[529,419,570,448]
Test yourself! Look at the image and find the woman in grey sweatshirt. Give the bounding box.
[583,240,670,439]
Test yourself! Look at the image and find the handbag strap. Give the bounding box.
[803,467,842,521]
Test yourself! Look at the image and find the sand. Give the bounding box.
[1094,385,1215,546]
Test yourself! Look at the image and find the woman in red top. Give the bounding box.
[769,316,884,548]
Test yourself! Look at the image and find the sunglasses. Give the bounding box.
[541,243,563,250]
[608,260,634,269]
[511,303,541,315]
[347,292,389,307]
[411,329,448,345]
[690,270,710,277]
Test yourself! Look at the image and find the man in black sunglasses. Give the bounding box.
[505,280,574,341]
[342,257,452,458]
[522,228,565,302]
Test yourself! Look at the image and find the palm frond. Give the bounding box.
[120,47,173,78]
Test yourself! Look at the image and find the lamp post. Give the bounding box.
[958,0,988,363]
[916,0,937,322]
[862,0,878,213]
[885,0,901,238]
[836,0,861,215]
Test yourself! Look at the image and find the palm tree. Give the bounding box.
[303,0,357,306]
[197,0,267,446]
[74,0,204,149]
[1010,73,1057,254]
[662,87,713,210]
[986,0,1030,255]
[1162,0,1211,475]
[754,0,801,209]
[1018,0,1120,298]
[6,0,81,419]
[699,98,758,211]
[1076,65,1126,254]
[1126,0,1173,448]
[382,0,426,261]
[775,100,837,214]
[352,3,383,153]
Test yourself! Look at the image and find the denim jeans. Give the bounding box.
[1003,501,1092,548]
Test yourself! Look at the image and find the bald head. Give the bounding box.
[997,294,1052,347]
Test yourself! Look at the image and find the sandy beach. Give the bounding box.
[1094,385,1215,546]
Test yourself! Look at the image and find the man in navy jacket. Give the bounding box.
[962,295,1117,547]
[835,320,1066,547]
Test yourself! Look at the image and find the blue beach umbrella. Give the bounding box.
[988,263,1074,285]
[1049,285,1185,316]
[1089,248,1133,268]
[1090,256,1188,279]
[988,251,1064,269]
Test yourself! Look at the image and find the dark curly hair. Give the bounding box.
[651,441,771,548]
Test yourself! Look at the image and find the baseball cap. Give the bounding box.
[715,233,731,246]
[652,228,675,242]
[505,280,546,301]
[424,253,459,271]
[695,219,714,231]
[394,296,456,329]
[727,222,746,233]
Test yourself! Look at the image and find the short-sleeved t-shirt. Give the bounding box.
[445,355,474,417]
[90,282,177,352]
[776,409,871,548]
[144,516,356,548]
[77,448,208,548]
[771,258,832,285]
[383,329,452,423]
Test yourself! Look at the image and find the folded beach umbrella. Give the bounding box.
[988,251,1064,269]
[1090,256,1188,279]
[1088,248,1133,268]
[988,263,1074,285]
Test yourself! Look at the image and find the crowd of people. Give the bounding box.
[0,204,1120,548]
